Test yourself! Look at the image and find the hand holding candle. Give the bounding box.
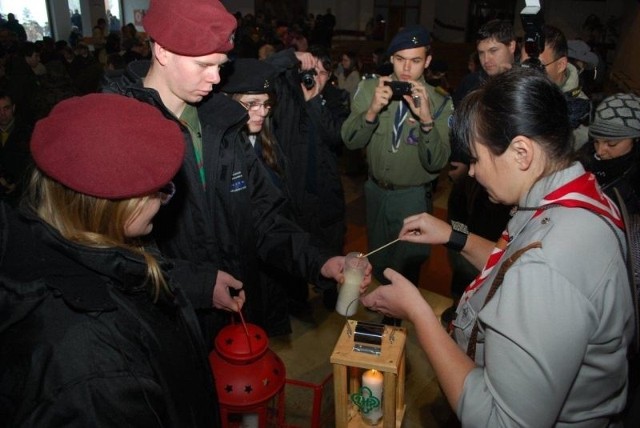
[335,252,369,316]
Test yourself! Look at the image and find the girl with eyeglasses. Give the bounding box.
[221,58,298,335]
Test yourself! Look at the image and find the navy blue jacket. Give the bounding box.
[102,61,333,342]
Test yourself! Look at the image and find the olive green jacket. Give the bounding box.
[341,75,453,186]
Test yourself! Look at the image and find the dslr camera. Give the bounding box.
[298,69,317,90]
[520,0,545,70]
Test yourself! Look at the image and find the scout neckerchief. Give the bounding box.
[391,101,408,153]
[460,172,624,304]
[180,104,205,188]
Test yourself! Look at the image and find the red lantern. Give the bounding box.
[209,317,286,427]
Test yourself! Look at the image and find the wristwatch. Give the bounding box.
[445,221,469,252]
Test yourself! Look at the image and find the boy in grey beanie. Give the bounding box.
[579,93,640,213]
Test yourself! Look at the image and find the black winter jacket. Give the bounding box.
[102,61,332,342]
[266,49,348,253]
[0,203,219,427]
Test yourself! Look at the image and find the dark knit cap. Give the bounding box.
[31,94,184,199]
[143,0,236,56]
[387,25,431,56]
[220,58,277,94]
[589,93,640,140]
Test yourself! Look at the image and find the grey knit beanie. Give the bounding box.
[589,93,640,140]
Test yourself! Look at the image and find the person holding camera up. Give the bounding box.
[341,25,453,307]
[265,45,351,310]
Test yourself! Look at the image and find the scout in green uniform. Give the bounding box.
[341,25,453,291]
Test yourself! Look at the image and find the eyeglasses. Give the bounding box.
[542,56,562,67]
[157,181,176,205]
[238,100,273,112]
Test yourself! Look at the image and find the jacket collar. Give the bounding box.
[107,59,248,131]
[18,208,160,311]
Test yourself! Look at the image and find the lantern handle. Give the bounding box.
[232,303,254,355]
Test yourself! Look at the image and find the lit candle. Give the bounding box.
[241,413,258,428]
[361,369,383,424]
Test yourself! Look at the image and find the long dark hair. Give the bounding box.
[341,51,360,77]
[453,67,573,169]
[231,93,283,176]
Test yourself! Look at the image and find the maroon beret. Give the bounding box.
[143,0,237,56]
[31,94,184,199]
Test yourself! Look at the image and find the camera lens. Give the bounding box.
[302,73,315,90]
[299,69,317,90]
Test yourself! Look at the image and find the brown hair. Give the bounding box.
[232,93,283,176]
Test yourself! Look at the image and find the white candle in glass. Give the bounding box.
[336,270,363,316]
[241,413,259,428]
[336,252,367,316]
[361,369,384,424]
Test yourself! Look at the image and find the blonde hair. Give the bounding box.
[24,168,170,301]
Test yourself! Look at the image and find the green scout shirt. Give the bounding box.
[341,75,453,187]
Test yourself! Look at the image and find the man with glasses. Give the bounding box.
[265,44,351,310]
[520,24,591,149]
[103,0,364,344]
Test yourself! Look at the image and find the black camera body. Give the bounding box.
[384,81,412,101]
[299,69,317,90]
[520,1,545,71]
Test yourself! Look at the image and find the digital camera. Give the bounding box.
[384,81,412,101]
[299,69,317,90]
[520,0,545,70]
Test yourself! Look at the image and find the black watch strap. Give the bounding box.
[445,221,469,252]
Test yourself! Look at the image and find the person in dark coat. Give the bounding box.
[0,93,221,427]
[3,13,26,42]
[102,0,370,344]
[220,58,299,335]
[266,45,350,309]
[6,42,43,126]
[442,20,515,326]
[0,92,32,206]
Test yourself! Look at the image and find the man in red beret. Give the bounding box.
[103,0,368,343]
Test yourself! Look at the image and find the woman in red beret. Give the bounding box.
[0,94,222,427]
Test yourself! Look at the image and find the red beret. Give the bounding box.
[143,0,237,56]
[31,94,184,199]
